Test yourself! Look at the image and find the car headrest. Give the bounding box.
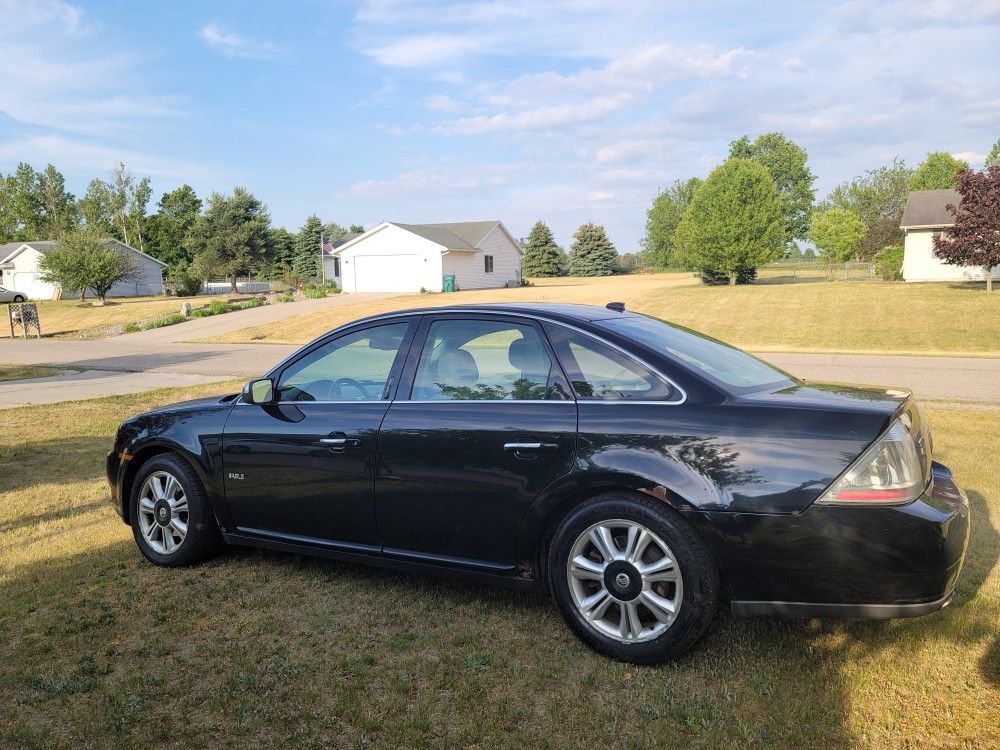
[436,348,479,386]
[508,337,549,377]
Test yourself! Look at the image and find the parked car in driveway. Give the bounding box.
[107,302,970,663]
[0,286,27,303]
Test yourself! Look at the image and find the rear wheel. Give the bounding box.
[548,492,718,663]
[12,295,25,302]
[130,453,220,567]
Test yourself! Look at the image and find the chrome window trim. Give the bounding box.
[253,308,688,407]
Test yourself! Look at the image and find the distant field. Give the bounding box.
[0,385,996,748]
[202,274,1000,356]
[0,295,230,339]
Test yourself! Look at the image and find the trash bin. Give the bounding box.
[443,274,456,293]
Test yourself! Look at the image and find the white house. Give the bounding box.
[0,239,166,300]
[901,190,1000,283]
[328,221,522,293]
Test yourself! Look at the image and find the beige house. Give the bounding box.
[900,190,1000,283]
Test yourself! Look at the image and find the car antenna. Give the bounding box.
[605,301,625,312]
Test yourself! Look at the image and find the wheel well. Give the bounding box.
[120,446,173,521]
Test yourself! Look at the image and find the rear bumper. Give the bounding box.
[693,461,970,613]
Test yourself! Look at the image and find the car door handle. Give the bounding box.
[319,436,362,448]
[504,442,558,453]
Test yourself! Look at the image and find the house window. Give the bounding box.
[333,257,341,277]
[484,255,494,273]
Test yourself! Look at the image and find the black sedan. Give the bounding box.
[107,303,970,663]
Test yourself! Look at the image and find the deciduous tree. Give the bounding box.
[675,159,785,285]
[186,187,272,293]
[642,178,700,268]
[521,220,565,277]
[823,157,913,259]
[933,165,1000,294]
[908,152,969,191]
[986,138,1000,169]
[38,164,77,239]
[809,207,867,279]
[569,223,617,277]
[0,163,45,241]
[729,132,814,244]
[145,185,202,270]
[38,227,142,303]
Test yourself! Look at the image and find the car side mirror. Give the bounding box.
[244,378,275,405]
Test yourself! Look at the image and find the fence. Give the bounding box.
[758,260,874,282]
[200,280,274,295]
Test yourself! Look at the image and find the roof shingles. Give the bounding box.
[900,189,960,229]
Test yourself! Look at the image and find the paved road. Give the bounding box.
[0,369,229,408]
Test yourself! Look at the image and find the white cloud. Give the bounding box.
[198,23,280,60]
[423,94,466,113]
[368,33,483,68]
[952,150,986,165]
[340,162,526,198]
[782,56,807,72]
[443,94,633,135]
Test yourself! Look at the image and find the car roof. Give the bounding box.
[358,302,635,327]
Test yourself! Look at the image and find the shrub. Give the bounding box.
[143,314,187,329]
[166,266,203,297]
[699,267,758,286]
[231,297,264,310]
[303,285,327,299]
[122,322,141,334]
[277,293,294,303]
[873,245,904,281]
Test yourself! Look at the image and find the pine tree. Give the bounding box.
[521,220,565,277]
[293,215,324,282]
[569,223,618,277]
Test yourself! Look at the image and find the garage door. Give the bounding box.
[12,272,55,301]
[353,254,424,292]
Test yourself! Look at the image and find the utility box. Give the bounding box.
[442,274,456,293]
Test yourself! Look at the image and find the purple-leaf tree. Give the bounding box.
[933,165,1000,294]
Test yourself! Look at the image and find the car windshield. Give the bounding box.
[594,314,792,392]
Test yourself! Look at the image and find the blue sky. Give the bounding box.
[2,0,999,251]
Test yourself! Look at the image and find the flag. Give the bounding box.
[322,234,335,255]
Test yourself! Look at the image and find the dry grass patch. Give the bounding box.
[204,274,1000,356]
[0,365,73,382]
[0,388,997,748]
[0,295,230,339]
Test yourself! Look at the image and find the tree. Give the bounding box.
[144,185,202,270]
[986,138,1000,169]
[933,165,1000,294]
[348,224,365,234]
[38,164,77,239]
[521,220,565,277]
[186,187,272,293]
[642,178,701,268]
[109,162,151,251]
[809,207,867,279]
[908,152,969,191]
[568,223,618,276]
[78,178,116,235]
[293,215,324,282]
[824,157,913,259]
[0,163,44,241]
[38,227,142,303]
[729,132,815,244]
[675,158,785,285]
[263,227,296,281]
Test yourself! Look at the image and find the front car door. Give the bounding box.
[375,314,577,574]
[222,319,416,550]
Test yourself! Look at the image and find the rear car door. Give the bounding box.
[375,314,577,573]
[222,319,416,549]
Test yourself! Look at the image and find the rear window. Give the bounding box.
[594,315,792,391]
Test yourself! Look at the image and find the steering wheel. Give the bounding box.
[331,377,372,401]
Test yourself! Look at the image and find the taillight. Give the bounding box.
[817,408,931,506]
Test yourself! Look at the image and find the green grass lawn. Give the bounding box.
[1,385,997,748]
[203,274,1000,356]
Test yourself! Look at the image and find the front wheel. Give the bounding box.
[12,295,25,303]
[130,453,220,567]
[548,492,719,664]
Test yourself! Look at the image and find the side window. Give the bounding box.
[546,325,677,401]
[276,322,410,402]
[484,255,494,273]
[412,319,553,401]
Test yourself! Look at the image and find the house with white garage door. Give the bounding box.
[0,239,166,300]
[329,220,522,293]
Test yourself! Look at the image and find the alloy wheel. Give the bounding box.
[566,519,683,643]
[137,470,189,555]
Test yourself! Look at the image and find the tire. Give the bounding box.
[12,295,24,303]
[130,452,221,567]
[548,491,718,664]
